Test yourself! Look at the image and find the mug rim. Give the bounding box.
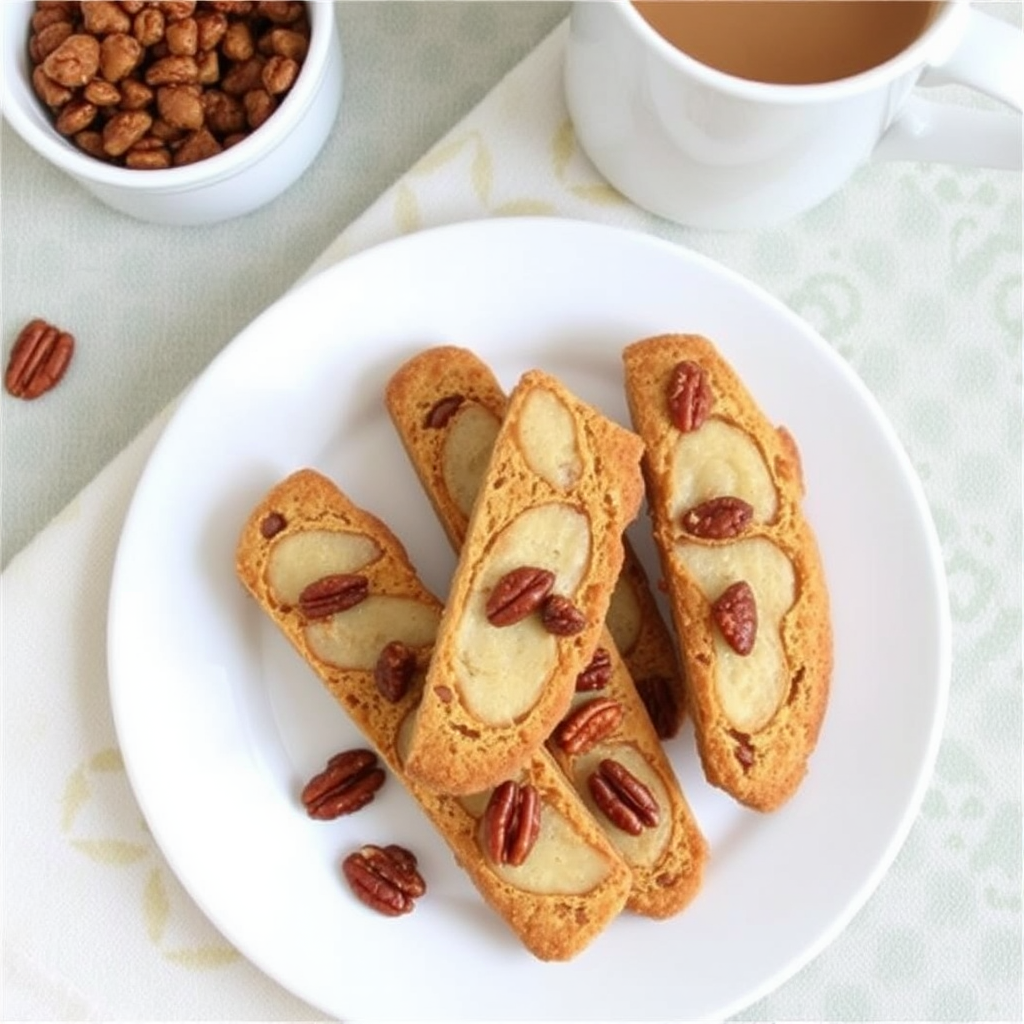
[0,0,335,192]
[614,0,967,103]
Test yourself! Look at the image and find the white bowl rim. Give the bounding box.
[1,0,335,191]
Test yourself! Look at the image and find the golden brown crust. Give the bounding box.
[235,468,632,961]
[623,335,832,812]
[385,348,706,918]
[402,368,646,795]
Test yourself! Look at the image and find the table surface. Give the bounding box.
[1,1,571,569]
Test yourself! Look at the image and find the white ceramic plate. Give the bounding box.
[108,217,949,1021]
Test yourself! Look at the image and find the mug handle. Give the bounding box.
[873,6,1023,169]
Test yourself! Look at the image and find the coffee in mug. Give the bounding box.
[631,0,939,85]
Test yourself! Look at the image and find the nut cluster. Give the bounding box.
[27,1,311,170]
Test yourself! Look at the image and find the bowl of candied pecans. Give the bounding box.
[1,1,342,225]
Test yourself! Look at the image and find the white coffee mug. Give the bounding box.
[564,0,1022,230]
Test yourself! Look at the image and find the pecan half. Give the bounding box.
[298,573,369,618]
[424,393,464,429]
[374,640,416,703]
[301,749,385,820]
[575,647,613,691]
[712,580,757,655]
[5,319,75,400]
[555,697,624,755]
[588,758,659,836]
[681,495,754,539]
[342,844,426,917]
[485,567,555,626]
[482,780,541,867]
[635,675,680,739]
[540,594,587,636]
[666,360,713,432]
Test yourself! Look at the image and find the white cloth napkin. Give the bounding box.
[3,18,1021,1023]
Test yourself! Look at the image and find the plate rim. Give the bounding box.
[107,215,952,1021]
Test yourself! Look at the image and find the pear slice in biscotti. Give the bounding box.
[235,469,632,961]
[402,369,646,796]
[623,334,833,812]
[385,348,706,917]
[385,345,686,739]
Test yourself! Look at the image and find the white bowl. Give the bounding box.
[1,1,342,225]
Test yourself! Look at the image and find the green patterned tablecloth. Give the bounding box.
[2,3,1020,1020]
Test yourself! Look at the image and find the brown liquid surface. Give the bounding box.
[632,0,937,84]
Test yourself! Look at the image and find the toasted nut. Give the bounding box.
[485,566,555,626]
[555,697,624,755]
[575,646,613,691]
[667,360,713,432]
[681,495,754,539]
[374,641,417,703]
[482,780,541,866]
[342,844,426,916]
[588,758,660,835]
[102,110,152,155]
[301,749,385,819]
[5,318,75,400]
[540,593,587,636]
[298,574,369,618]
[712,580,758,655]
[42,34,100,87]
[425,393,464,429]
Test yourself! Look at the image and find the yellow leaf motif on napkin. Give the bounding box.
[412,131,492,205]
[552,119,625,207]
[61,747,238,968]
[395,183,421,234]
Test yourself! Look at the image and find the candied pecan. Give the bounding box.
[301,749,385,819]
[485,566,555,626]
[54,98,97,135]
[31,6,74,34]
[83,78,121,106]
[374,641,416,703]
[125,142,171,169]
[118,76,154,110]
[259,2,306,24]
[666,360,713,432]
[424,393,463,429]
[575,646,612,691]
[29,20,74,63]
[102,110,152,156]
[195,10,229,50]
[221,54,265,95]
[133,7,166,47]
[243,87,275,129]
[81,2,131,35]
[42,34,100,87]
[260,511,286,538]
[146,53,199,85]
[195,49,220,85]
[5,318,74,400]
[588,758,660,835]
[540,594,587,636]
[342,844,426,917]
[298,573,369,618]
[74,129,106,158]
[157,83,204,129]
[32,65,72,107]
[555,697,624,755]
[635,675,680,739]
[99,33,143,81]
[482,780,541,867]
[261,53,298,94]
[202,88,245,135]
[171,126,222,164]
[712,580,757,656]
[221,19,255,61]
[260,26,308,60]
[165,16,199,55]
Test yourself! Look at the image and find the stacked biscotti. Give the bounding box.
[235,468,634,961]
[233,332,832,959]
[385,347,706,918]
[623,334,832,811]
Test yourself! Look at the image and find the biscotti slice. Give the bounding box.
[403,369,646,795]
[385,345,686,738]
[235,469,632,961]
[623,334,833,812]
[386,348,706,917]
